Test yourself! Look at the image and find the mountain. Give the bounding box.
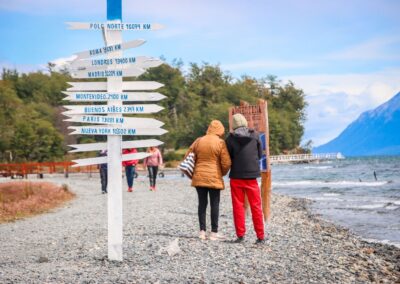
[313,92,400,156]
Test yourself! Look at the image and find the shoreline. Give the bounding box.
[281,193,400,264]
[0,175,399,282]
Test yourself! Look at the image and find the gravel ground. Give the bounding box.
[0,173,399,283]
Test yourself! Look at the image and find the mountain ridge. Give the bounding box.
[313,92,400,156]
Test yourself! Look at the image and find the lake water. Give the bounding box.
[271,156,400,247]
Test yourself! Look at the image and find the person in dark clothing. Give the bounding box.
[98,150,108,194]
[225,113,266,244]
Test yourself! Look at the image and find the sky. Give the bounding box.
[0,0,399,146]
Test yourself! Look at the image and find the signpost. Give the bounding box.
[71,152,152,167]
[68,139,164,153]
[63,0,165,261]
[64,115,164,128]
[67,22,164,31]
[62,91,166,102]
[63,104,164,114]
[74,39,146,60]
[69,126,167,136]
[70,66,146,79]
[66,81,164,91]
[69,56,163,70]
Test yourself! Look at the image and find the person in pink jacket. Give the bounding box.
[143,147,163,191]
[122,148,138,192]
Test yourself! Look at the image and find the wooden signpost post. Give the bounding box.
[229,100,272,222]
[63,0,165,261]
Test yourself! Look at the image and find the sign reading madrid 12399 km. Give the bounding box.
[71,66,145,79]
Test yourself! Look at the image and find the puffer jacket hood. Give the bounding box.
[206,120,225,137]
[185,120,231,190]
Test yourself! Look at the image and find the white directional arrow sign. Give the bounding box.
[70,66,145,79]
[64,115,164,128]
[67,81,164,91]
[68,139,164,153]
[69,56,163,71]
[62,91,166,102]
[71,152,151,167]
[68,126,168,136]
[74,39,145,60]
[66,22,164,31]
[63,104,163,114]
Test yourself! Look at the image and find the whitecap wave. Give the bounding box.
[354,204,385,209]
[323,193,341,197]
[272,180,388,188]
[303,166,333,170]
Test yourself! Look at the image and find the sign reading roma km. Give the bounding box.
[62,0,166,261]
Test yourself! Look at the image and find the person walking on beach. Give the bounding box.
[143,146,163,191]
[122,148,138,192]
[226,113,266,244]
[185,120,231,241]
[98,150,108,194]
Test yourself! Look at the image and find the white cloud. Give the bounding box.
[222,59,311,71]
[325,36,400,61]
[284,69,400,146]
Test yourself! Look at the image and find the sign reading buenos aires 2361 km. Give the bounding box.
[61,0,166,261]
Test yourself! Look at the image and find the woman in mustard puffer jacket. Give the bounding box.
[185,120,231,241]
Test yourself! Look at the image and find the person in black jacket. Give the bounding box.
[226,113,265,244]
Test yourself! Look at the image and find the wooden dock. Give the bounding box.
[270,153,345,164]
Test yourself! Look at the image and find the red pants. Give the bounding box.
[230,178,265,239]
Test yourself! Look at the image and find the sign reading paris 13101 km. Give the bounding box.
[61,0,167,262]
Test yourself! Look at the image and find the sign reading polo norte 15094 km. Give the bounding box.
[62,0,166,261]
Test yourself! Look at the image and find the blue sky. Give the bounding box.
[1,0,399,146]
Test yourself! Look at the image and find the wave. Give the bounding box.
[311,196,343,201]
[363,238,400,248]
[323,193,341,197]
[342,202,399,211]
[303,166,333,170]
[273,180,388,188]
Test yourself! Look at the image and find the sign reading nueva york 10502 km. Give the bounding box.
[69,126,168,136]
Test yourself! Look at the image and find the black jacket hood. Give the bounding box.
[230,127,258,145]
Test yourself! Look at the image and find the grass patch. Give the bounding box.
[0,181,75,223]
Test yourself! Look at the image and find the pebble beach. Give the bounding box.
[0,173,399,283]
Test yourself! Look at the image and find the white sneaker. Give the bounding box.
[199,230,207,240]
[209,232,225,241]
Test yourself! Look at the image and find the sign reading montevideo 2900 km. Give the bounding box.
[61,0,166,261]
